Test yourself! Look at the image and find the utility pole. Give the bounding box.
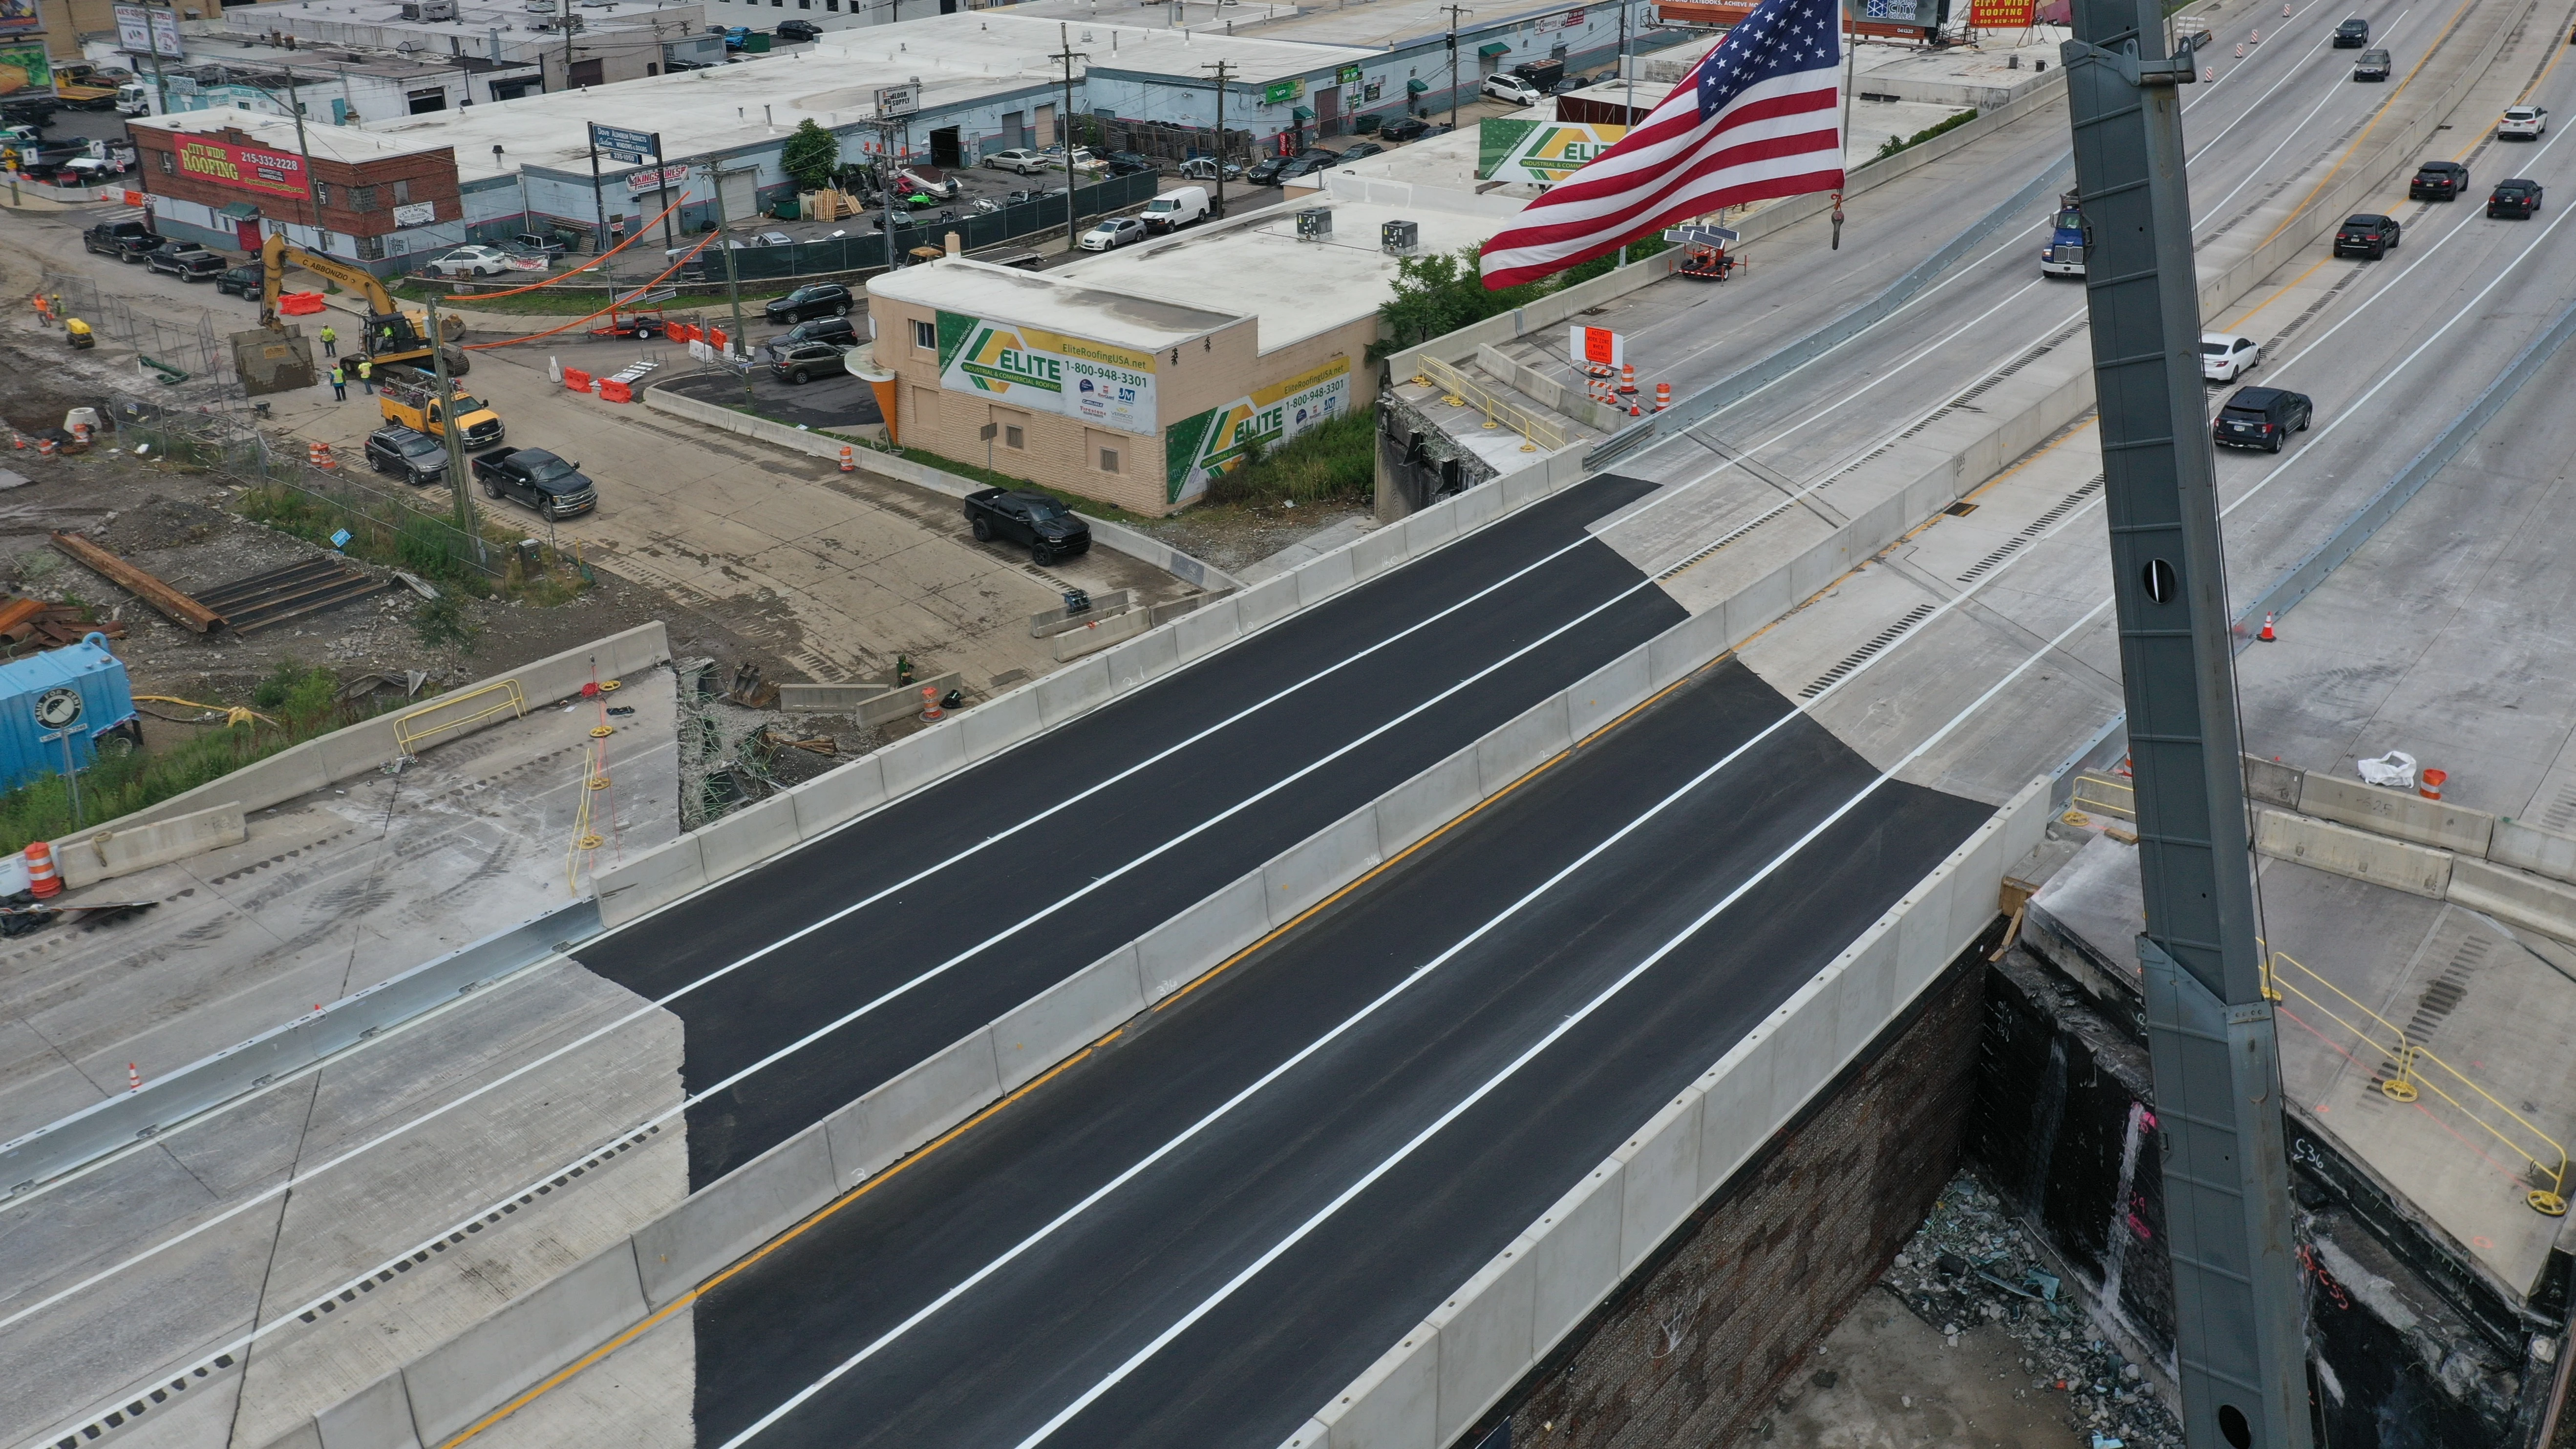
[1201,58,1233,219]
[559,0,577,94]
[422,292,477,542]
[653,131,676,256]
[1053,24,1089,254]
[137,0,174,117]
[2061,0,2311,1446]
[714,204,753,406]
[1443,4,1471,134]
[279,70,320,236]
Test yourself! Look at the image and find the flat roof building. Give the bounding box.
[128,106,465,261]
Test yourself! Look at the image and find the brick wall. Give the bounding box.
[1493,935,1998,1449]
[130,125,460,237]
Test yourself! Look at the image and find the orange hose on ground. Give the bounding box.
[462,233,718,349]
[438,196,689,302]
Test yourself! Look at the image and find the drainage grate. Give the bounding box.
[1955,474,2106,584]
[1800,603,1937,699]
[2370,936,2490,1095]
[2544,786,2576,834]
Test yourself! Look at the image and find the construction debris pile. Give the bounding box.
[1878,1173,2184,1449]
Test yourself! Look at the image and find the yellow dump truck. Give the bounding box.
[378,378,505,451]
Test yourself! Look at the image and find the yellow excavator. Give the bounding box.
[257,232,470,380]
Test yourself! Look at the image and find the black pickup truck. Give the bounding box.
[473,448,597,518]
[964,487,1091,565]
[83,220,163,262]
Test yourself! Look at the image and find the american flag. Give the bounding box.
[1477,0,1845,290]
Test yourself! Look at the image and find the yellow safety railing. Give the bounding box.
[2068,771,2136,821]
[1417,356,1569,453]
[393,679,526,758]
[2264,947,2569,1216]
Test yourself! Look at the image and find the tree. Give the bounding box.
[781,119,840,193]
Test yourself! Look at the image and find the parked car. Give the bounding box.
[754,231,795,247]
[426,245,513,279]
[1100,150,1156,176]
[2488,177,2544,217]
[504,232,567,259]
[2352,47,2392,80]
[145,242,228,280]
[1142,185,1211,233]
[214,262,264,297]
[2408,160,2469,199]
[964,487,1091,565]
[2212,386,2313,453]
[2200,332,2260,383]
[1339,140,1387,160]
[1482,73,1546,105]
[778,316,858,348]
[83,219,162,261]
[2332,212,2401,257]
[984,148,1052,174]
[1078,215,1147,251]
[764,282,853,323]
[1551,76,1588,94]
[2332,16,2369,45]
[767,339,849,384]
[1379,116,1432,143]
[1273,149,1343,183]
[1177,155,1244,181]
[2498,104,2549,139]
[774,17,821,40]
[1245,152,1294,186]
[473,448,597,518]
[364,425,450,487]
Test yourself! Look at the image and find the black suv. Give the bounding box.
[964,487,1091,565]
[473,448,597,518]
[778,316,858,349]
[146,242,229,279]
[364,425,449,487]
[764,282,852,324]
[2352,47,2392,80]
[2488,177,2544,218]
[774,17,821,40]
[2213,386,2314,453]
[214,262,264,297]
[2408,160,2468,199]
[2333,213,2400,257]
[768,339,849,384]
[83,220,162,261]
[2332,16,2369,45]
[1380,116,1432,143]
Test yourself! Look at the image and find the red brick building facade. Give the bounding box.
[127,111,462,273]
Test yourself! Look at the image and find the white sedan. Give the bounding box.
[426,244,512,278]
[2201,332,2260,383]
[2499,105,2549,139]
[1078,215,1146,252]
[984,148,1051,174]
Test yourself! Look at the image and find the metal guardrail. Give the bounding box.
[2066,770,2135,821]
[0,899,602,1194]
[1417,355,1568,453]
[2264,947,2570,1217]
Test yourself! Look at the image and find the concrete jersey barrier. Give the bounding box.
[1279,777,2051,1449]
[253,290,2097,1449]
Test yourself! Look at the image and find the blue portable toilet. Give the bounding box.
[0,635,139,794]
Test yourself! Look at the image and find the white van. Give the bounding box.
[1143,185,1210,234]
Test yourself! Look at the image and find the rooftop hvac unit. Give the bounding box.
[1295,207,1331,239]
[1380,218,1417,255]
[398,0,459,19]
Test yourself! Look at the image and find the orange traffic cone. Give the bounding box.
[24,841,60,899]
[839,445,855,473]
[2257,612,2276,641]
[1654,382,1671,412]
[918,685,945,723]
[1617,363,1638,396]
[2420,768,2447,801]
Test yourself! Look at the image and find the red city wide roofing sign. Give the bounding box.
[172,135,307,197]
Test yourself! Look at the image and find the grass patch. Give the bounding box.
[234,483,588,605]
[0,665,385,853]
[1205,412,1375,508]
[1875,108,1980,161]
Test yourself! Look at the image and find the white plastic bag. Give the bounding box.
[2357,750,2417,790]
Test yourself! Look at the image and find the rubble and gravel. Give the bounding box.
[1877,1172,2186,1449]
[1136,498,1372,576]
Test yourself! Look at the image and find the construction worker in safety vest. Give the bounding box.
[357,358,374,394]
[319,323,338,358]
[64,318,93,349]
[328,363,347,401]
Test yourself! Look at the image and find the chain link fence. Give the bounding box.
[107,395,502,583]
[40,273,236,389]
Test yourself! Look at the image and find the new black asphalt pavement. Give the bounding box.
[575,473,1681,1187]
[688,657,1993,1448]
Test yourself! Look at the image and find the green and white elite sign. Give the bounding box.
[1163,358,1352,505]
[935,309,1158,435]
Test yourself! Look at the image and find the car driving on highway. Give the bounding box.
[2333,16,2370,45]
[2200,333,2260,383]
[2408,160,2469,200]
[2352,47,2392,81]
[2498,105,2548,139]
[2333,213,2401,257]
[964,487,1090,565]
[2488,177,2544,217]
[2213,386,2313,453]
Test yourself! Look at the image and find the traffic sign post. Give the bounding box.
[587,124,678,256]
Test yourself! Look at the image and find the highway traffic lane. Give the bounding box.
[575,479,1683,1185]
[684,658,1995,1449]
[660,541,1683,1184]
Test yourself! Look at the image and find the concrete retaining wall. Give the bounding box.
[2248,771,2576,942]
[776,671,962,724]
[1281,778,2053,1449]
[2255,808,2455,899]
[53,800,247,891]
